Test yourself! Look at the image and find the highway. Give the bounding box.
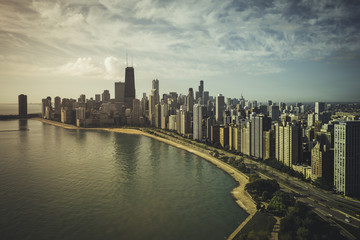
[151,129,360,238]
[242,159,360,239]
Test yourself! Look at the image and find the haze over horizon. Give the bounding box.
[1,0,360,103]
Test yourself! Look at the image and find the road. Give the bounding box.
[150,129,360,238]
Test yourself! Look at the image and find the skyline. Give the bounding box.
[1,0,360,103]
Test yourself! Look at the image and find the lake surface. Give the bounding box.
[0,103,41,115]
[0,120,247,240]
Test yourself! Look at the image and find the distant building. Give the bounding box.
[193,104,202,141]
[251,115,271,159]
[102,90,110,103]
[54,96,61,113]
[216,94,225,124]
[220,126,229,148]
[229,124,240,152]
[315,102,325,114]
[269,105,280,121]
[311,141,333,182]
[115,81,125,104]
[42,96,52,118]
[263,129,275,160]
[334,121,360,196]
[149,79,160,125]
[275,122,302,168]
[79,94,86,103]
[18,94,27,117]
[211,125,220,144]
[186,88,194,113]
[95,94,101,103]
[124,66,135,109]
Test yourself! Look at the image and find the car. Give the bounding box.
[345,219,351,223]
[328,214,333,217]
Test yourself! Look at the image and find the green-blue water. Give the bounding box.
[0,120,247,240]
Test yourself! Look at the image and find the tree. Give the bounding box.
[247,230,269,240]
[262,190,271,201]
[268,191,295,216]
[249,173,261,183]
[213,150,219,157]
[296,227,310,240]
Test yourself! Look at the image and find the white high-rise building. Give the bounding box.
[193,104,202,141]
[334,121,360,196]
[275,122,302,167]
[149,79,160,125]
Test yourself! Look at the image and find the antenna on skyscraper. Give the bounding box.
[131,55,133,67]
[126,51,128,67]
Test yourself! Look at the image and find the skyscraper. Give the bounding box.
[124,66,135,109]
[115,81,125,103]
[216,94,225,124]
[315,102,325,114]
[334,121,360,196]
[275,122,302,167]
[42,96,51,118]
[193,104,202,141]
[186,88,194,112]
[54,96,61,113]
[18,94,27,117]
[251,115,271,159]
[102,90,110,103]
[149,79,160,125]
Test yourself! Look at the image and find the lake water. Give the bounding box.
[0,120,247,240]
[0,103,41,115]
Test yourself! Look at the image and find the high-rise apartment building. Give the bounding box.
[18,94,27,117]
[42,96,52,118]
[311,141,333,182]
[54,96,61,113]
[193,104,202,141]
[216,94,225,124]
[334,121,360,196]
[220,126,229,148]
[250,115,271,159]
[275,122,302,167]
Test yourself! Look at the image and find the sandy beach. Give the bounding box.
[34,118,256,239]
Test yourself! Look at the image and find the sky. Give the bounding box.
[1,0,360,104]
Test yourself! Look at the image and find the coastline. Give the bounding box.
[33,118,257,239]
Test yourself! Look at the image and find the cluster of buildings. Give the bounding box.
[39,65,360,197]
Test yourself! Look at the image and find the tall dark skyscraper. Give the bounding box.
[199,80,204,98]
[124,66,135,109]
[18,94,27,117]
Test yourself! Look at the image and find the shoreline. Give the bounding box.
[33,118,257,239]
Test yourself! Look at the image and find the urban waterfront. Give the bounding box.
[0,119,247,240]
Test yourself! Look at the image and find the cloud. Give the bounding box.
[55,56,125,80]
[1,0,360,102]
[59,57,104,77]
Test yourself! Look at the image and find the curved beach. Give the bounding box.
[34,118,256,239]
